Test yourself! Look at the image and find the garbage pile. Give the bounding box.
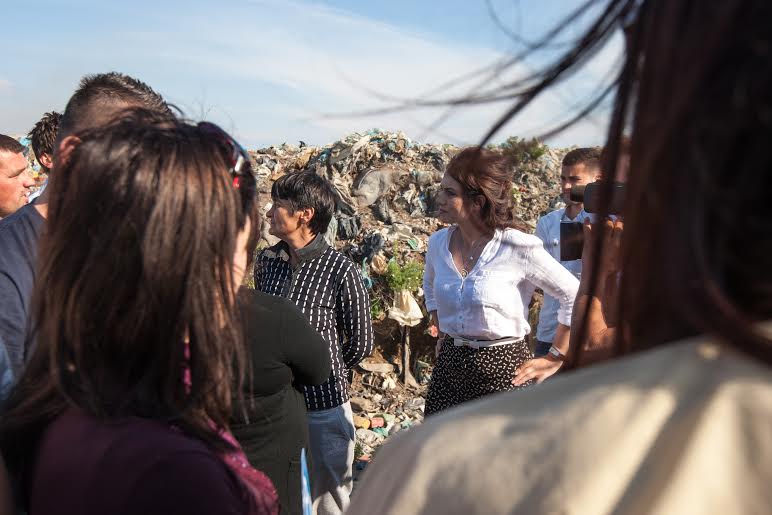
[251,129,567,249]
[349,359,428,478]
[13,135,47,193]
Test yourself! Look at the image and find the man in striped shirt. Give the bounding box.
[255,171,374,515]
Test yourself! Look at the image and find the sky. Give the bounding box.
[1,0,623,149]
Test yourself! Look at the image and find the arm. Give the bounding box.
[281,302,332,385]
[423,247,441,336]
[513,241,579,386]
[0,273,28,378]
[336,265,374,369]
[534,215,549,248]
[568,219,623,367]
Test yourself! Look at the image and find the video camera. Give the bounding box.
[559,181,625,261]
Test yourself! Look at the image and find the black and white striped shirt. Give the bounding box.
[255,235,374,411]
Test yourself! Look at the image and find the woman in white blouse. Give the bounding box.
[424,147,579,415]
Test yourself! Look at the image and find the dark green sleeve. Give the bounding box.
[279,303,331,385]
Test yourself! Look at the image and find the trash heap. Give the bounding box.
[252,130,566,248]
[13,135,47,192]
[348,359,427,478]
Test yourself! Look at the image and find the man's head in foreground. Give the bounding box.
[54,72,172,168]
[0,135,34,217]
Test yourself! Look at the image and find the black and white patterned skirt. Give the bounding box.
[425,335,534,416]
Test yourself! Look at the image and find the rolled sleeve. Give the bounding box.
[526,245,579,327]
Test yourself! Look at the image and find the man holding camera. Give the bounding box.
[534,147,602,357]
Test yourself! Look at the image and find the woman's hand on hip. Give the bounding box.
[512,355,563,386]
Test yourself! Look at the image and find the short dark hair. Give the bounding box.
[445,147,525,231]
[27,111,62,170]
[271,171,337,235]
[58,72,172,143]
[562,147,602,171]
[0,134,25,155]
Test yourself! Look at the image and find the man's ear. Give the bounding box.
[54,135,82,169]
[39,152,54,170]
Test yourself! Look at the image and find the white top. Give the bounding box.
[534,207,590,342]
[423,226,579,340]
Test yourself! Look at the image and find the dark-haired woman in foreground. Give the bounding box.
[423,147,579,415]
[349,1,772,513]
[0,112,277,514]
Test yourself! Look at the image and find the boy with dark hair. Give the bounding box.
[255,171,373,515]
[533,147,602,356]
[0,72,172,387]
[26,111,62,202]
[27,111,61,174]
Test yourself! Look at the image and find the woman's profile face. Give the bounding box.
[436,173,478,225]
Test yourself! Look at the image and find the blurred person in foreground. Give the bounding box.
[0,111,277,514]
[533,147,601,357]
[0,73,172,389]
[0,135,34,219]
[348,1,772,513]
[26,111,62,202]
[423,147,579,416]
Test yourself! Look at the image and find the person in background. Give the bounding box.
[255,171,373,515]
[0,72,172,385]
[347,1,772,513]
[231,259,332,514]
[0,135,34,219]
[26,111,62,202]
[533,147,601,357]
[0,112,278,514]
[423,147,579,416]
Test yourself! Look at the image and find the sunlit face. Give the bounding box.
[266,198,303,241]
[560,163,598,205]
[0,151,34,217]
[232,217,251,292]
[436,173,478,225]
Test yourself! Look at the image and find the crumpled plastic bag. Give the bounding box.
[388,289,423,327]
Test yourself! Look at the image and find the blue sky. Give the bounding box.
[1,0,622,149]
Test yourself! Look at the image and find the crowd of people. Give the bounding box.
[0,0,770,513]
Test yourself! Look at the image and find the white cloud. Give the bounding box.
[0,79,12,92]
[1,0,622,148]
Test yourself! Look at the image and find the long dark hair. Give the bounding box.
[0,110,259,488]
[454,0,772,364]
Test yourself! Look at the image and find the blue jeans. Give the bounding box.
[534,339,552,357]
[307,402,355,515]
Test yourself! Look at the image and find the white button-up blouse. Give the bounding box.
[423,227,579,341]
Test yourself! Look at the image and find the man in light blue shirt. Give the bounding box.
[534,147,602,356]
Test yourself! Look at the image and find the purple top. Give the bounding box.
[30,408,269,515]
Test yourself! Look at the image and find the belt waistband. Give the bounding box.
[448,335,524,349]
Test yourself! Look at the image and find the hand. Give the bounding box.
[512,355,563,386]
[581,219,624,280]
